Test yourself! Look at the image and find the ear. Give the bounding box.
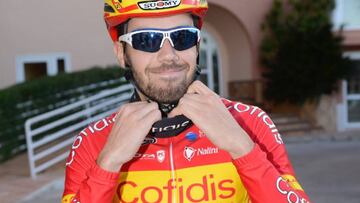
[113,42,126,68]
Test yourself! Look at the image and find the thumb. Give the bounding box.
[168,106,182,118]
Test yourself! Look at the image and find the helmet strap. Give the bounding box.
[130,90,193,138]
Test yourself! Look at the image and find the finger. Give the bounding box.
[141,108,162,127]
[117,101,149,115]
[133,102,159,117]
[174,96,203,120]
[187,80,218,97]
[167,94,204,118]
[113,101,153,127]
[168,92,214,118]
[168,106,182,118]
[183,93,224,109]
[112,103,159,136]
[182,93,207,105]
[181,96,204,113]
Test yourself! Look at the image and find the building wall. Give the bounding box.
[343,30,360,47]
[203,4,252,97]
[0,1,116,89]
[208,0,273,79]
[2,0,357,101]
[0,0,273,93]
[200,0,273,96]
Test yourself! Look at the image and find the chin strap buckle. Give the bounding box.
[158,102,178,117]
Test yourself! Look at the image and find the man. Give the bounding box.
[62,0,311,202]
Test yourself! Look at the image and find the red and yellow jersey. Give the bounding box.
[62,99,311,203]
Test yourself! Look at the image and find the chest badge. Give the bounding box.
[184,147,196,161]
[156,150,165,163]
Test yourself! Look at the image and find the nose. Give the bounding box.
[157,39,180,63]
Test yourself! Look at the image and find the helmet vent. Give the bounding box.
[104,3,115,13]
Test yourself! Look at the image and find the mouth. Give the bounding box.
[149,66,187,79]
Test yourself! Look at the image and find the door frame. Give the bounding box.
[199,29,224,96]
[339,51,360,130]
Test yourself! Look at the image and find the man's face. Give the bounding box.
[118,14,198,103]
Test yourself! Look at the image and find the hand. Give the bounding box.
[168,81,254,159]
[97,101,161,172]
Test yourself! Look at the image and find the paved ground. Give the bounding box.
[0,152,65,203]
[286,140,360,203]
[4,132,360,203]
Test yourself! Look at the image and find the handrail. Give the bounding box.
[25,84,133,179]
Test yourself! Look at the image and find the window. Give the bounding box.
[199,29,222,95]
[333,0,360,30]
[16,53,71,83]
[347,58,360,95]
[24,62,47,81]
[342,52,360,127]
[57,58,66,74]
[347,55,360,123]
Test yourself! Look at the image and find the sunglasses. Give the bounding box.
[119,26,201,53]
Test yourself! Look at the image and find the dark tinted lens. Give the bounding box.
[170,29,198,51]
[132,32,163,52]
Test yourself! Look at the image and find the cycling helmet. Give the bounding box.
[104,0,208,41]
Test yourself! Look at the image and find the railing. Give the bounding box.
[25,84,133,179]
[18,78,125,119]
[0,78,125,163]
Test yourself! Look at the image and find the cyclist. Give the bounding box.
[62,0,311,202]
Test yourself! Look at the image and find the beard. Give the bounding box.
[132,62,196,103]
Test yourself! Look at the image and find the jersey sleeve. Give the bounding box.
[228,101,311,203]
[62,122,120,203]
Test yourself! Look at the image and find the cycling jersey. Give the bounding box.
[62,99,311,203]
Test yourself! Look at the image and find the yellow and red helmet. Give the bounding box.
[104,0,208,41]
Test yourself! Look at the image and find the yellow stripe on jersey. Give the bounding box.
[61,194,75,203]
[281,174,304,191]
[113,163,250,203]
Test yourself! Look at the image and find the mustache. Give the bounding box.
[147,62,189,73]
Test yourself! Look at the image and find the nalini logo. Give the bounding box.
[183,146,219,162]
[157,150,165,163]
[138,0,181,10]
[184,147,196,161]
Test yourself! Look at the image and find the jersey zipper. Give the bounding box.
[169,141,177,203]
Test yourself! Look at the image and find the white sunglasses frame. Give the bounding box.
[118,26,201,50]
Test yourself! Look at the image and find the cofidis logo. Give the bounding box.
[115,163,249,202]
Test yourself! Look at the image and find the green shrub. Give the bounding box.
[0,65,127,162]
[260,0,352,104]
